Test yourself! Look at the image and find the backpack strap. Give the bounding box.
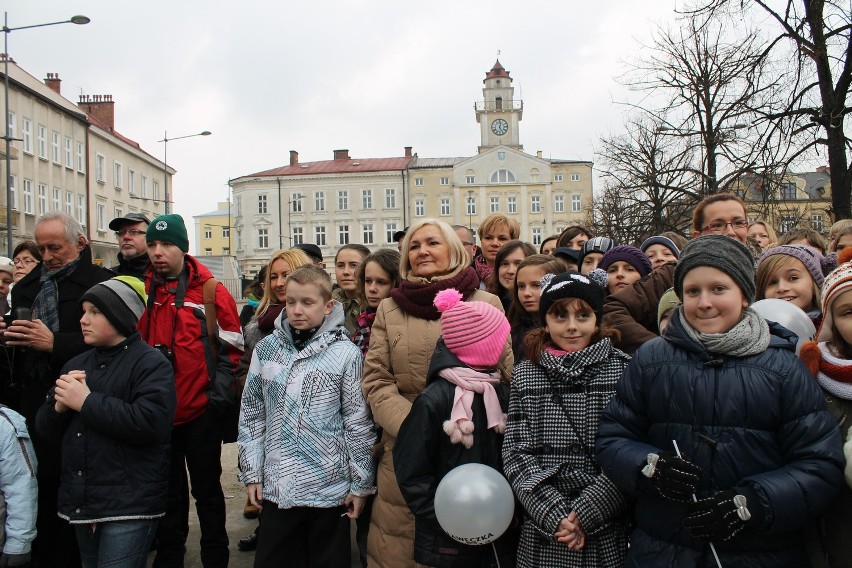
[203,278,219,362]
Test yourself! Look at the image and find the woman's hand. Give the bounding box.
[343,494,366,519]
[555,511,586,550]
[54,371,89,412]
[6,319,54,352]
[247,483,263,509]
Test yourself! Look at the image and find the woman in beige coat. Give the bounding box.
[362,218,514,568]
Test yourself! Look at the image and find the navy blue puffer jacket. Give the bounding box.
[596,311,844,568]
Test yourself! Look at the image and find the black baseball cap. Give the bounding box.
[392,227,408,242]
[553,247,581,265]
[293,243,324,263]
[109,212,151,231]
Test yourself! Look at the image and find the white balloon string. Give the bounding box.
[673,440,723,568]
[491,542,502,568]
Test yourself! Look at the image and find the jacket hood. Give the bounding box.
[426,337,473,384]
[274,300,348,348]
[145,253,214,285]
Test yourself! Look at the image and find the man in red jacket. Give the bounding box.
[139,214,243,568]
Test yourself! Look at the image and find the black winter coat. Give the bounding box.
[35,333,176,522]
[596,311,845,568]
[395,339,517,568]
[109,252,151,280]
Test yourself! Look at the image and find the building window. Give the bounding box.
[415,178,424,187]
[292,227,303,245]
[6,112,14,140]
[205,227,212,239]
[554,174,564,182]
[314,191,325,211]
[386,223,398,244]
[141,176,148,198]
[780,215,798,234]
[291,193,302,212]
[415,199,425,216]
[64,137,73,168]
[257,194,267,214]
[338,190,349,210]
[338,225,350,245]
[114,162,123,188]
[128,170,136,194]
[22,119,32,154]
[153,180,160,200]
[23,180,33,214]
[570,173,581,182]
[440,177,449,185]
[76,142,84,172]
[96,204,105,230]
[222,227,230,238]
[507,196,517,214]
[315,226,326,246]
[77,195,86,226]
[490,169,516,183]
[780,182,796,200]
[258,228,269,248]
[52,132,60,164]
[571,195,582,213]
[8,176,15,210]
[385,188,396,208]
[361,189,373,209]
[466,175,475,184]
[554,194,565,213]
[363,223,374,244]
[52,187,60,211]
[37,184,47,216]
[466,195,477,216]
[37,125,47,159]
[530,195,541,213]
[530,168,540,182]
[65,191,73,216]
[532,227,543,245]
[440,198,451,216]
[490,196,500,213]
[812,214,824,233]
[204,248,212,256]
[114,207,123,220]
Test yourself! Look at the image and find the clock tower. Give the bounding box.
[475,59,523,153]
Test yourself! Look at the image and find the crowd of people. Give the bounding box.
[0,193,849,568]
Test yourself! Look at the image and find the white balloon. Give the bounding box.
[434,463,515,546]
[751,298,816,354]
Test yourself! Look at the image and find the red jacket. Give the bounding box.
[140,255,244,425]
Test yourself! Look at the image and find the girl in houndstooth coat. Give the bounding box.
[503,271,630,567]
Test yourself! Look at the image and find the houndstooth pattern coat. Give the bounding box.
[503,337,630,568]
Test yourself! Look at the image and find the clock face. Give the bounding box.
[491,119,508,136]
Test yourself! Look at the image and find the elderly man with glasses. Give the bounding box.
[108,212,151,279]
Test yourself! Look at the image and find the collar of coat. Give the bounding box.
[537,337,627,382]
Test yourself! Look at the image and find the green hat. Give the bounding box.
[657,287,681,328]
[147,214,189,252]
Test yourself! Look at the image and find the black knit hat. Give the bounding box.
[674,235,756,302]
[538,271,608,325]
[80,276,147,338]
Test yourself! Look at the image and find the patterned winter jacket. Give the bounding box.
[237,301,376,509]
[503,338,630,568]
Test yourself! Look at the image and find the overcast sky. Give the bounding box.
[8,0,684,224]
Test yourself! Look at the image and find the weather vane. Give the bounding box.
[497,49,501,57]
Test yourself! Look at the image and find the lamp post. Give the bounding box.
[159,130,211,215]
[3,11,89,257]
[287,193,302,244]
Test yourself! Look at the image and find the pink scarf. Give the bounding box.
[438,366,506,448]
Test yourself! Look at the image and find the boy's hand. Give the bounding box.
[247,483,263,509]
[54,371,90,412]
[343,494,366,519]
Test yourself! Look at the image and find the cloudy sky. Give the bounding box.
[8,0,684,224]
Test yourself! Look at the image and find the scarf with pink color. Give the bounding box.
[438,366,506,448]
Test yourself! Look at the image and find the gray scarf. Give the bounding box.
[680,306,771,357]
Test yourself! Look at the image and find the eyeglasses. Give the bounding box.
[12,257,37,267]
[700,219,749,234]
[115,229,147,237]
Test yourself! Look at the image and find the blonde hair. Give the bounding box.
[477,213,520,241]
[257,248,313,316]
[748,220,778,246]
[400,218,467,280]
[755,253,820,310]
[287,265,333,302]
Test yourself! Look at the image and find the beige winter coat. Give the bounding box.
[362,288,514,568]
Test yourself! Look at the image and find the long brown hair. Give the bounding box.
[486,240,536,296]
[508,255,567,327]
[523,298,620,363]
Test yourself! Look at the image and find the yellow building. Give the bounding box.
[193,201,232,256]
[738,167,832,235]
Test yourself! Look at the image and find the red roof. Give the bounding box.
[484,59,511,82]
[248,156,413,177]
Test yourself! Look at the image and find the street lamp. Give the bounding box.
[159,130,211,215]
[3,11,89,257]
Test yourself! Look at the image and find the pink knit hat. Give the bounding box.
[434,288,510,368]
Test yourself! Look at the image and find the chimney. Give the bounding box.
[289,150,299,166]
[536,150,542,159]
[78,94,115,131]
[333,149,350,160]
[44,73,62,94]
[404,146,412,158]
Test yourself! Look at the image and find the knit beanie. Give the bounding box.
[434,288,510,369]
[80,276,148,338]
[538,271,608,325]
[579,236,615,264]
[658,287,681,328]
[757,244,826,288]
[640,235,681,258]
[146,214,189,252]
[817,248,852,343]
[674,235,756,302]
[598,245,653,278]
[0,256,13,276]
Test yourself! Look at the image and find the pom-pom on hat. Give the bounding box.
[434,288,510,369]
[757,244,826,288]
[80,276,148,338]
[538,271,607,326]
[598,245,653,278]
[146,214,189,253]
[817,247,852,343]
[640,235,681,258]
[674,235,756,303]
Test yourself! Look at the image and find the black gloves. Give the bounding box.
[683,489,751,542]
[0,552,31,568]
[641,450,703,503]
